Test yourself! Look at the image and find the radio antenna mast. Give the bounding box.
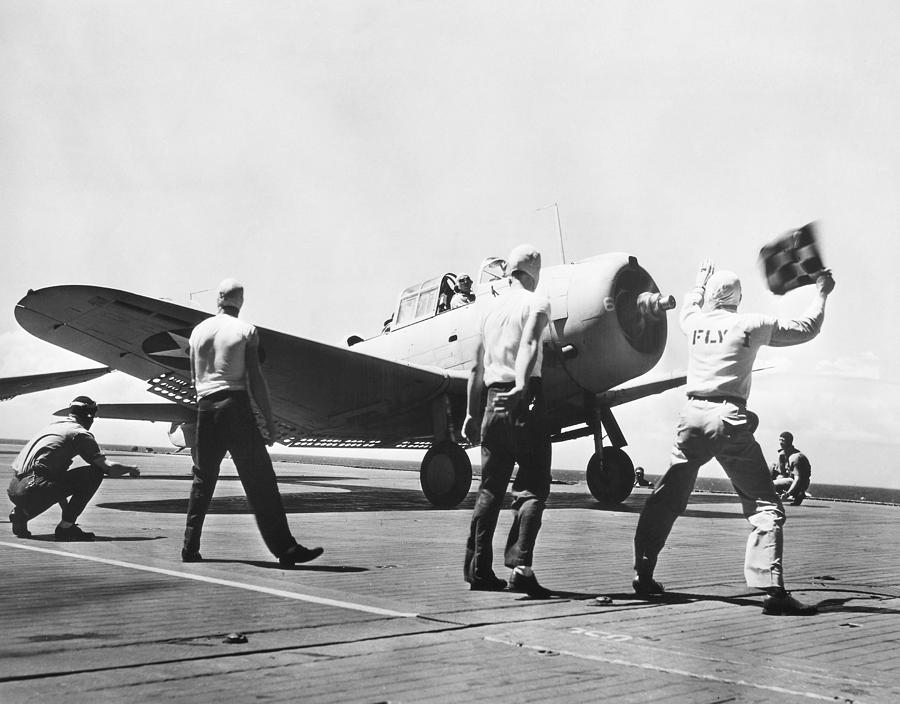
[536,202,567,264]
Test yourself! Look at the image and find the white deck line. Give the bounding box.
[0,541,419,619]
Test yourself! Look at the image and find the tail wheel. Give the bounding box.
[586,446,635,504]
[420,442,473,508]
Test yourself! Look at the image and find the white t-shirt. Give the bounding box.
[481,288,551,387]
[189,313,257,399]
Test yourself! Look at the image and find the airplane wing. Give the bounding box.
[595,366,772,408]
[16,285,465,448]
[596,370,687,407]
[0,367,111,401]
[52,402,195,423]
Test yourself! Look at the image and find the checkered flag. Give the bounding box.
[758,222,825,295]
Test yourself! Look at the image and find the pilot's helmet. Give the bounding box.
[457,272,472,287]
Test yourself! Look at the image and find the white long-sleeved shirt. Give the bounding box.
[679,287,826,400]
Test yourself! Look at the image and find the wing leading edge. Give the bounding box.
[16,285,465,448]
[0,367,112,401]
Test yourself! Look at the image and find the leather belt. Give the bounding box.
[687,394,746,406]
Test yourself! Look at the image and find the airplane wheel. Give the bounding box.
[420,443,473,508]
[586,446,635,504]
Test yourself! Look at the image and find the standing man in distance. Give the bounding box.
[462,245,554,597]
[772,431,812,505]
[7,396,139,540]
[183,278,323,566]
[632,260,834,615]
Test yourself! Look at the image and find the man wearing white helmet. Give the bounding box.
[632,259,835,615]
[7,396,139,541]
[183,278,323,567]
[462,245,554,597]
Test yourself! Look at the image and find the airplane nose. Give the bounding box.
[637,292,676,320]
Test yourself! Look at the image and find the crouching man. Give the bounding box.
[7,396,139,540]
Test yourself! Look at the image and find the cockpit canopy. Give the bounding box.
[389,256,509,331]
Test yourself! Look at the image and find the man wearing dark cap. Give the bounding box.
[632,260,834,616]
[7,396,140,540]
[183,278,323,566]
[462,245,554,597]
[772,432,812,506]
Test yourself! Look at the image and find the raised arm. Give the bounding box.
[680,258,715,331]
[769,271,835,347]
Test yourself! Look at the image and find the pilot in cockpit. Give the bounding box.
[450,272,475,309]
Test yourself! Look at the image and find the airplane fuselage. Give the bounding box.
[357,252,669,435]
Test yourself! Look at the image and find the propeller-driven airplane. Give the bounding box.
[11,251,684,507]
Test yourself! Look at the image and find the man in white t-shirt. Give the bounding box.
[183,278,323,567]
[462,245,554,597]
[632,260,834,616]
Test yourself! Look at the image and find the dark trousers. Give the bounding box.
[183,390,296,557]
[464,381,552,583]
[7,465,104,523]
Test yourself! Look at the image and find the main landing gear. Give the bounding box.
[419,396,473,508]
[586,446,635,504]
[420,441,472,508]
[584,400,636,504]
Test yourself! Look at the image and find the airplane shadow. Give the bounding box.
[97,483,750,518]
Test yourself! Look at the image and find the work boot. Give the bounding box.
[9,508,31,538]
[278,544,324,567]
[632,575,666,596]
[762,590,817,616]
[468,574,508,592]
[181,548,203,563]
[508,571,553,599]
[54,524,96,542]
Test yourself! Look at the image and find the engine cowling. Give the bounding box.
[546,253,672,395]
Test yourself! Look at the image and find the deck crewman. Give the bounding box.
[632,259,835,616]
[183,278,323,566]
[7,396,139,540]
[772,431,812,505]
[462,244,556,597]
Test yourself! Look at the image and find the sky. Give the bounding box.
[1,1,898,488]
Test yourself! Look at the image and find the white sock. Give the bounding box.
[513,565,533,577]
